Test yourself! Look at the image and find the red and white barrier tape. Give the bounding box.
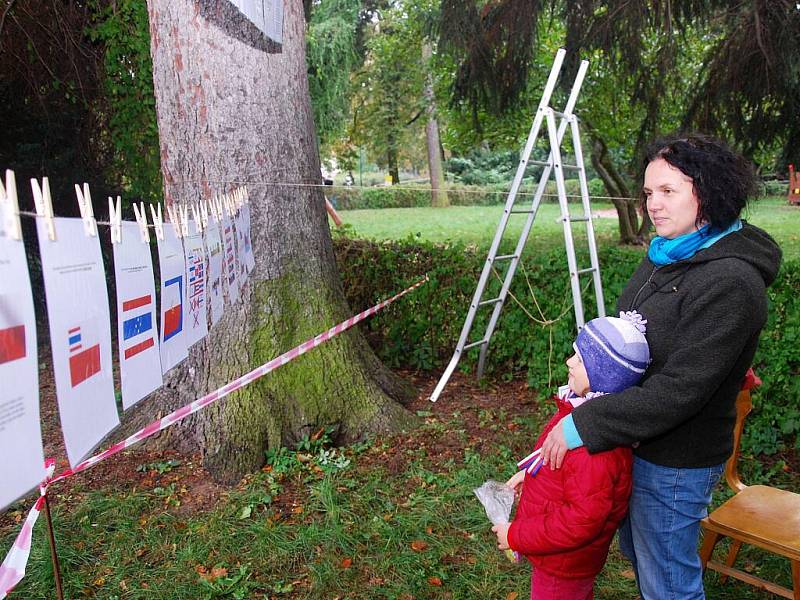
[0,461,55,599]
[0,276,427,598]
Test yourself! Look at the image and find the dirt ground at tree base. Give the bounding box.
[1,370,539,530]
[2,367,797,534]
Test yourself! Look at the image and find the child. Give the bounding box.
[492,311,649,600]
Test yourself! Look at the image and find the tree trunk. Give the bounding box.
[422,42,448,207]
[144,0,414,484]
[387,142,399,184]
[586,128,642,245]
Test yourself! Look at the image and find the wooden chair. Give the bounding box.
[699,372,800,599]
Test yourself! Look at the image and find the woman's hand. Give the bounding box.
[491,523,511,550]
[540,420,569,470]
[505,469,526,494]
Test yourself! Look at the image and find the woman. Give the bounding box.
[539,134,781,599]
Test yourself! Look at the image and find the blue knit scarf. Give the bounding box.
[648,220,742,266]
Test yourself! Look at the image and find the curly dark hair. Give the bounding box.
[641,133,756,230]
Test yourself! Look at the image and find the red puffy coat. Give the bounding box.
[507,396,632,579]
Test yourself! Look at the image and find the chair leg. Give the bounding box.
[719,539,742,584]
[698,530,721,570]
[792,559,799,600]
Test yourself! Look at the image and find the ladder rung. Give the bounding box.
[562,216,591,222]
[528,160,552,167]
[510,209,535,214]
[464,339,488,350]
[559,163,581,170]
[576,267,597,275]
[478,297,502,307]
[493,254,518,261]
[552,110,570,118]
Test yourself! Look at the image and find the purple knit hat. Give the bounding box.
[574,311,650,394]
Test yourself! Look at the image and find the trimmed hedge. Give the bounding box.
[328,179,607,210]
[333,236,800,455]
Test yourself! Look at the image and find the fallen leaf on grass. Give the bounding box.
[93,577,105,586]
[292,506,304,514]
[340,558,352,568]
[411,540,428,552]
[506,592,518,600]
[427,576,442,586]
[196,565,228,583]
[620,568,636,580]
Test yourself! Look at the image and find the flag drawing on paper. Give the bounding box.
[121,294,156,360]
[187,252,205,328]
[163,276,183,341]
[0,324,25,364]
[68,323,101,387]
[224,223,237,285]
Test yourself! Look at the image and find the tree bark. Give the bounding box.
[587,129,643,245]
[144,0,414,484]
[387,141,399,184]
[422,42,448,207]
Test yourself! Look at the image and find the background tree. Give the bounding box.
[438,0,800,243]
[350,8,427,184]
[306,0,363,149]
[143,0,413,483]
[0,0,109,211]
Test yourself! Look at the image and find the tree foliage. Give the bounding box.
[438,0,800,173]
[306,0,363,146]
[349,3,430,180]
[88,0,161,203]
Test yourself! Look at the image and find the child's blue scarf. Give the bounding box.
[648,220,742,266]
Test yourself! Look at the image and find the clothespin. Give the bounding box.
[166,204,182,239]
[132,202,150,243]
[178,204,189,237]
[75,183,98,237]
[149,203,164,240]
[31,177,56,241]
[190,203,203,233]
[218,194,228,220]
[199,199,209,227]
[108,195,122,244]
[0,169,22,241]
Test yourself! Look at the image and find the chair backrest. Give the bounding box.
[724,387,753,493]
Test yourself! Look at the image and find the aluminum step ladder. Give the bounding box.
[430,49,605,403]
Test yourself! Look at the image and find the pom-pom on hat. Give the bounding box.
[574,311,650,394]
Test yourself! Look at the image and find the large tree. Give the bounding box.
[143,0,413,483]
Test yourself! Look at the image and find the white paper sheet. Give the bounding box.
[242,202,255,273]
[205,215,224,327]
[113,221,163,409]
[183,218,209,347]
[221,216,240,303]
[157,223,188,374]
[37,217,119,467]
[0,204,44,509]
[235,208,248,284]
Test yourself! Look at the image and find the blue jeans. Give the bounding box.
[619,456,724,600]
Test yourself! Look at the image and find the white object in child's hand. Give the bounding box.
[474,480,515,526]
[475,481,521,563]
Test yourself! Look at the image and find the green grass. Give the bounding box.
[4,405,794,599]
[337,197,800,259]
